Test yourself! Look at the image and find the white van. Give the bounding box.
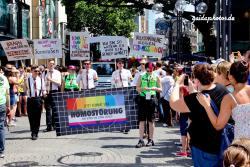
[92,62,116,89]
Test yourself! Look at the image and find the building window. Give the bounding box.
[0,0,8,32]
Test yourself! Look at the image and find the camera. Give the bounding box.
[184,75,189,86]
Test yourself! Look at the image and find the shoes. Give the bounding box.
[43,128,53,132]
[176,151,188,157]
[7,122,16,127]
[0,153,4,158]
[135,140,145,148]
[31,133,38,140]
[146,139,155,147]
[123,129,130,134]
[163,123,167,127]
[174,142,182,146]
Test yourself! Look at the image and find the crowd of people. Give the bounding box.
[0,52,249,167]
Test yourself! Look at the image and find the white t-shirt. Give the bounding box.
[77,69,98,89]
[0,74,9,105]
[131,71,146,86]
[111,69,132,88]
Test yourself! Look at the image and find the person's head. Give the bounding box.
[31,65,40,77]
[140,59,147,70]
[83,60,91,70]
[11,67,19,77]
[223,138,250,167]
[18,66,25,74]
[228,60,249,85]
[215,61,232,85]
[26,67,31,73]
[5,64,13,71]
[39,65,45,73]
[0,66,5,74]
[165,68,173,76]
[145,62,154,73]
[156,61,162,69]
[47,59,55,70]
[68,65,76,74]
[116,59,125,70]
[192,63,214,86]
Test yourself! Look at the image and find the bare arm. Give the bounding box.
[169,74,190,113]
[196,93,235,130]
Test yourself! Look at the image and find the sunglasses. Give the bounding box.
[34,70,40,73]
[141,63,145,65]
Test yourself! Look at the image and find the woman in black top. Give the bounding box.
[170,63,236,167]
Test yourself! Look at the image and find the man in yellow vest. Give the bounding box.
[136,62,162,148]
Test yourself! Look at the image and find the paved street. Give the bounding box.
[0,113,192,167]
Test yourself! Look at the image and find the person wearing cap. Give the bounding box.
[62,65,79,92]
[111,59,132,88]
[136,62,162,148]
[77,60,98,90]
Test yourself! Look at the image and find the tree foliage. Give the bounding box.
[61,1,137,38]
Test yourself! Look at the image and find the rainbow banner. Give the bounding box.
[130,32,165,58]
[67,95,127,127]
[52,87,138,136]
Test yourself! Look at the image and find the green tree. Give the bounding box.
[62,1,137,38]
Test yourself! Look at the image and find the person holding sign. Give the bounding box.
[136,62,162,148]
[77,60,98,90]
[111,59,132,88]
[62,65,79,92]
[111,59,132,134]
[43,59,61,132]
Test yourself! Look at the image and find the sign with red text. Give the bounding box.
[0,39,33,61]
[70,32,90,60]
[130,32,165,57]
[33,39,62,59]
[99,36,128,59]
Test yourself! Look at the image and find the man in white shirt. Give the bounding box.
[160,68,175,127]
[77,60,98,90]
[43,59,61,132]
[154,61,166,78]
[131,59,147,86]
[111,59,132,88]
[26,65,46,140]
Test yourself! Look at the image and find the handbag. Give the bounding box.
[208,95,234,158]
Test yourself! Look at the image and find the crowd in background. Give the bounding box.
[0,51,249,166]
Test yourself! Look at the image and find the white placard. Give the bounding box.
[130,32,165,57]
[99,36,128,59]
[70,32,90,60]
[33,39,62,59]
[0,39,33,61]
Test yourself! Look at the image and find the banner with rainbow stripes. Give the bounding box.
[67,95,127,127]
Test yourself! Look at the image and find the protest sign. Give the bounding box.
[130,32,165,57]
[0,39,33,61]
[52,87,138,136]
[99,36,128,59]
[33,39,62,59]
[70,32,90,60]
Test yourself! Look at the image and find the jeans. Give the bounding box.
[0,104,6,154]
[179,113,188,136]
[191,146,222,167]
